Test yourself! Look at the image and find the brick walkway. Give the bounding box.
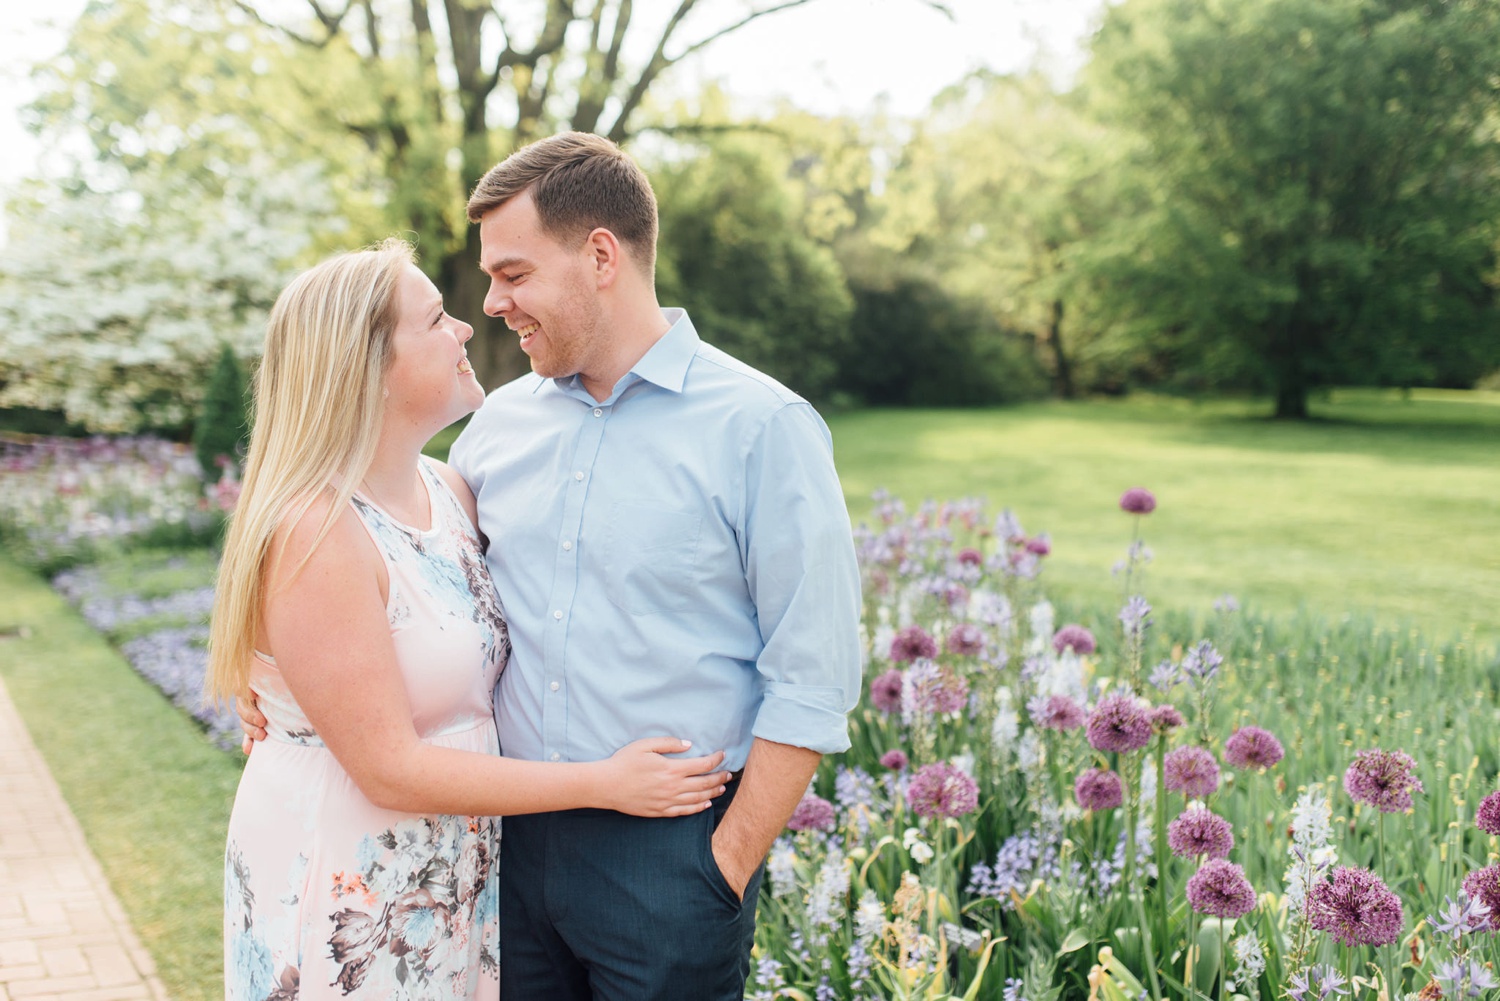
[0,675,171,1001]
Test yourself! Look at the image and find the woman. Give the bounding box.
[207,240,728,1000]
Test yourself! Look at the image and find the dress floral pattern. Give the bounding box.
[226,459,508,1000]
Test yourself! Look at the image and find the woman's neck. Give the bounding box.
[361,429,430,527]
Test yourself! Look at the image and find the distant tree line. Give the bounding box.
[2,0,1498,433]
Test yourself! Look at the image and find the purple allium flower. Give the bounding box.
[1029,693,1086,731]
[1119,487,1157,514]
[942,582,969,612]
[1024,534,1051,556]
[1167,804,1234,859]
[906,762,980,819]
[1086,693,1153,753]
[1462,865,1500,931]
[1224,726,1285,770]
[880,749,909,772]
[956,547,983,567]
[1052,624,1096,655]
[945,623,985,657]
[787,792,837,832]
[1074,768,1124,811]
[1477,790,1500,836]
[1164,746,1220,798]
[1150,704,1185,733]
[1185,858,1257,918]
[1344,748,1424,813]
[1307,866,1403,946]
[890,625,939,663]
[870,669,903,714]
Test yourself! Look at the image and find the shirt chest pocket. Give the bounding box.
[598,503,704,616]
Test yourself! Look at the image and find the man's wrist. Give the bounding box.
[712,811,765,872]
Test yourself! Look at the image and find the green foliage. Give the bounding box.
[1081,0,1500,416]
[192,346,250,479]
[872,73,1120,398]
[654,141,855,403]
[836,263,1048,406]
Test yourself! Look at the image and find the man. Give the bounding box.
[246,132,861,999]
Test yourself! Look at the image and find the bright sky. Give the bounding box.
[0,0,1108,189]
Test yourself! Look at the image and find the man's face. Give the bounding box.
[478,190,605,382]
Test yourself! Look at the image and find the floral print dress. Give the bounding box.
[225,459,508,1000]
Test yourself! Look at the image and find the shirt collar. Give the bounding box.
[626,308,697,394]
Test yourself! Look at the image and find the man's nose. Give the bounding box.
[484,284,511,318]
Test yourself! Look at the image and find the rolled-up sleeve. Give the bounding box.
[741,403,862,754]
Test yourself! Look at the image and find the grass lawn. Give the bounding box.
[827,388,1500,645]
[0,554,240,1001]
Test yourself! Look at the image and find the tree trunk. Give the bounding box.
[1046,298,1075,399]
[1271,331,1309,418]
[1274,380,1309,419]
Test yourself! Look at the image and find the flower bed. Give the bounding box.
[0,434,224,572]
[752,490,1500,999]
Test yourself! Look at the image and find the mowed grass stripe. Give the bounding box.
[0,555,239,1001]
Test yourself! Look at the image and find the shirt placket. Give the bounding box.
[540,399,611,762]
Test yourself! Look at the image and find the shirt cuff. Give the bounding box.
[751,680,853,755]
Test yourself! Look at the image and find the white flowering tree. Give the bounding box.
[0,161,337,432]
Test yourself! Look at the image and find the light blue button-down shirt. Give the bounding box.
[449,309,861,771]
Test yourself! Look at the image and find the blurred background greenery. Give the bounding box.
[3,0,1499,434]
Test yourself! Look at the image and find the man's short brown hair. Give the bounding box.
[467,132,658,273]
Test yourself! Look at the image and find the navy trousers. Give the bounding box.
[498,779,764,1000]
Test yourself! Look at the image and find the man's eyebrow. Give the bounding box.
[480,256,529,275]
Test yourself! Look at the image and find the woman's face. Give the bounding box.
[384,264,484,434]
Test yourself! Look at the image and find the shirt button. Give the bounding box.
[550,752,561,762]
[549,681,560,692]
[574,471,584,481]
[562,540,573,551]
[593,408,603,417]
[553,610,563,620]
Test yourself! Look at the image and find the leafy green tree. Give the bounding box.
[1082,0,1500,417]
[193,345,251,478]
[653,140,854,403]
[31,0,947,391]
[835,259,1048,407]
[873,72,1121,399]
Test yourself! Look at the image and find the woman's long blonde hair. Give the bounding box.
[207,239,415,701]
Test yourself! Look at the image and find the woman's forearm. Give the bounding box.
[350,738,610,816]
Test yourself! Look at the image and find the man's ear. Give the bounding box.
[585,227,622,289]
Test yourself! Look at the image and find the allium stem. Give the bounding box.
[1123,752,1140,892]
[1154,737,1170,946]
[1132,890,1164,1000]
[1186,905,1199,1000]
[1218,919,1227,1001]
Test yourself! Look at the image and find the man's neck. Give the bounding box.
[579,299,672,402]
